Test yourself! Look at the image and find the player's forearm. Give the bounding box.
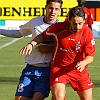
[0,29,23,38]
[30,34,44,46]
[83,56,94,65]
[20,34,45,55]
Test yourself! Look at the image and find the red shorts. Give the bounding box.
[50,66,94,91]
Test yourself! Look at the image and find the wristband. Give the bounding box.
[28,43,34,47]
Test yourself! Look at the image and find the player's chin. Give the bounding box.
[49,17,55,21]
[74,29,80,33]
[50,15,56,19]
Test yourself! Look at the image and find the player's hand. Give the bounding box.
[75,61,86,72]
[38,45,53,54]
[19,43,33,55]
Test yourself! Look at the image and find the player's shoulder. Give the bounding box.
[29,16,44,27]
[82,24,92,36]
[83,24,91,31]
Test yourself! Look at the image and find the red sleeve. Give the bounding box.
[42,22,65,39]
[84,27,96,56]
[42,24,56,39]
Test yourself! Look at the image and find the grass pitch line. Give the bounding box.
[0,38,21,49]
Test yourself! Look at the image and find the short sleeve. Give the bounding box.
[85,29,96,56]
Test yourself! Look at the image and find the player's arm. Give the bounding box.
[82,56,94,64]
[0,29,23,38]
[20,24,55,55]
[38,24,57,54]
[76,42,96,72]
[76,28,96,72]
[20,33,45,55]
[38,27,54,54]
[0,19,33,38]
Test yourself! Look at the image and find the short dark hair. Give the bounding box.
[69,6,85,20]
[46,0,63,8]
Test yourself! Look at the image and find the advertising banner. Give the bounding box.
[0,0,77,20]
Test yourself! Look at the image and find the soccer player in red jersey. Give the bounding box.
[66,0,93,30]
[0,0,63,100]
[20,6,96,100]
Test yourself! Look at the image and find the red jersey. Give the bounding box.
[42,21,96,69]
[66,7,93,26]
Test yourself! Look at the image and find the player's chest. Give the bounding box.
[56,32,82,50]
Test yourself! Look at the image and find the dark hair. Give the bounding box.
[77,0,86,7]
[69,6,85,20]
[46,0,63,7]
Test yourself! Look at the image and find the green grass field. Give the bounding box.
[0,37,100,100]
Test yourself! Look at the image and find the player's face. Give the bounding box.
[69,16,85,33]
[45,2,61,22]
